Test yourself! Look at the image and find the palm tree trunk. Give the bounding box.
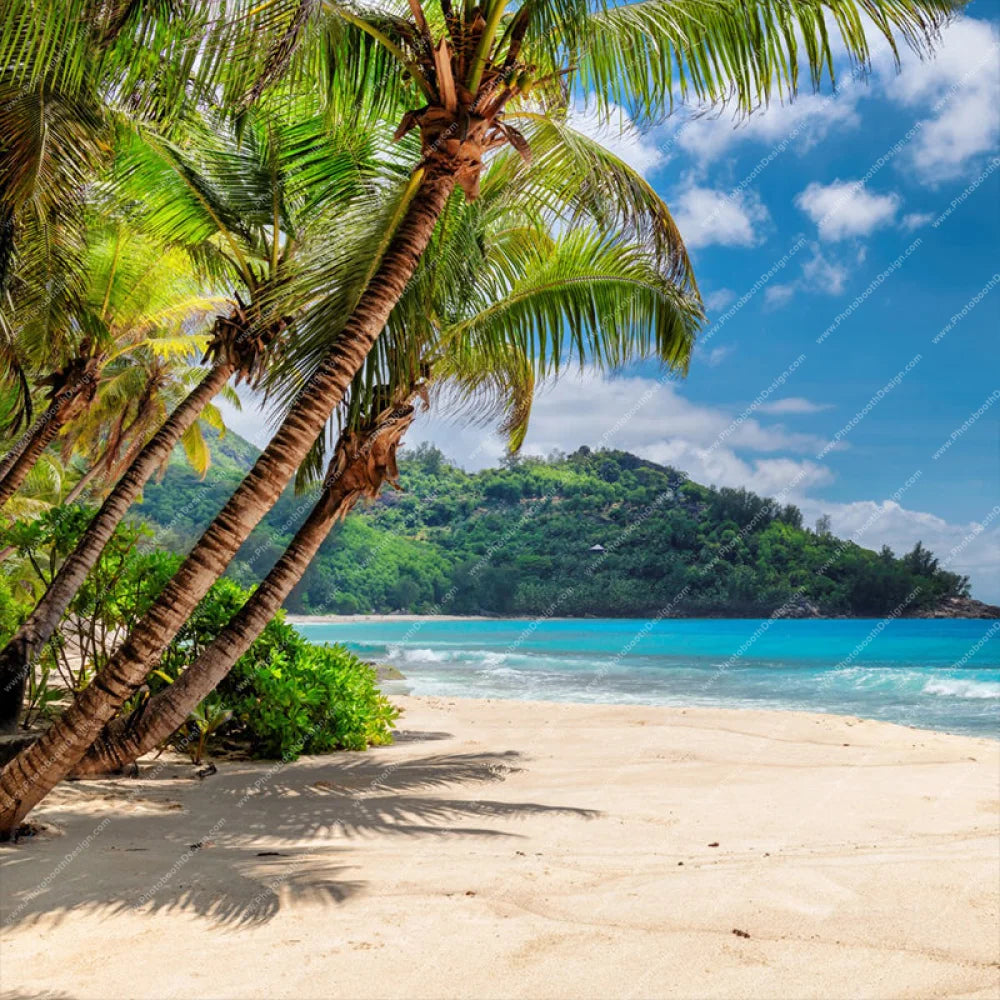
[0,401,67,509]
[0,425,31,484]
[62,461,103,506]
[0,362,234,735]
[72,404,415,776]
[0,359,99,508]
[0,168,455,833]
[62,393,160,505]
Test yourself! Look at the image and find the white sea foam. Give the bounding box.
[922,677,1000,700]
[388,646,448,664]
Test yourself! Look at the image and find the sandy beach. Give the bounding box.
[1,695,998,1000]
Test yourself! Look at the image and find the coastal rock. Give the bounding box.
[774,597,822,619]
[375,663,407,682]
[918,596,1000,619]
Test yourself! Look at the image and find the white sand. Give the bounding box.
[1,696,998,1000]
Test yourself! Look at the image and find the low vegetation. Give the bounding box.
[0,510,397,759]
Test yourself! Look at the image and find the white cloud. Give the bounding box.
[764,283,796,308]
[660,17,997,187]
[567,102,665,178]
[796,180,900,241]
[672,90,862,163]
[886,17,1000,182]
[901,212,934,231]
[801,246,849,295]
[696,345,734,367]
[766,247,850,303]
[799,498,1000,603]
[410,370,827,469]
[671,184,769,249]
[758,397,832,415]
[703,288,736,311]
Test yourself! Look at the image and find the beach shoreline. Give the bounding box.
[2,695,998,999]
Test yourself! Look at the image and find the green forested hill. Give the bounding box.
[135,431,970,618]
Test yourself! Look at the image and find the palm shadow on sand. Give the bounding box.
[0,735,598,930]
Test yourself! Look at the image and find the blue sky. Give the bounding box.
[224,9,1000,602]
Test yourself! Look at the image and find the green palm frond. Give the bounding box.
[442,227,702,380]
[199,402,227,436]
[179,421,210,478]
[543,0,957,123]
[0,77,103,218]
[435,337,538,452]
[485,112,696,291]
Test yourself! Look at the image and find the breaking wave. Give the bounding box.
[922,677,1000,700]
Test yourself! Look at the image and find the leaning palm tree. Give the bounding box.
[0,226,221,507]
[0,107,387,731]
[74,191,703,774]
[64,357,236,504]
[0,0,957,834]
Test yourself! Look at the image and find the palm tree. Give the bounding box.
[0,0,956,834]
[0,0,233,427]
[0,221,228,726]
[73,186,704,773]
[0,226,223,503]
[0,108,386,731]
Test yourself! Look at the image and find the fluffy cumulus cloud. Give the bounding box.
[668,16,998,185]
[800,246,849,294]
[566,101,665,178]
[409,369,828,468]
[886,16,1000,182]
[671,89,862,163]
[670,184,769,249]
[795,180,900,241]
[762,246,849,306]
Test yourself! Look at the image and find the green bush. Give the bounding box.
[230,640,398,758]
[2,507,398,757]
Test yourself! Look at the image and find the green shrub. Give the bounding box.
[2,508,398,757]
[230,641,398,758]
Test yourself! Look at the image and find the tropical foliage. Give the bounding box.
[139,435,970,619]
[0,509,396,759]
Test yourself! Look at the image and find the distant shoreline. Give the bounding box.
[286,609,1000,623]
[286,613,498,624]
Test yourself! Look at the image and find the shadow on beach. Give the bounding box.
[0,730,597,930]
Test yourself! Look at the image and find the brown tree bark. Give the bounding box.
[0,360,100,508]
[72,403,414,776]
[0,403,67,508]
[0,164,456,833]
[0,362,234,735]
[62,387,161,505]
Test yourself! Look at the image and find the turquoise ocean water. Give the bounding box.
[295,618,1000,738]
